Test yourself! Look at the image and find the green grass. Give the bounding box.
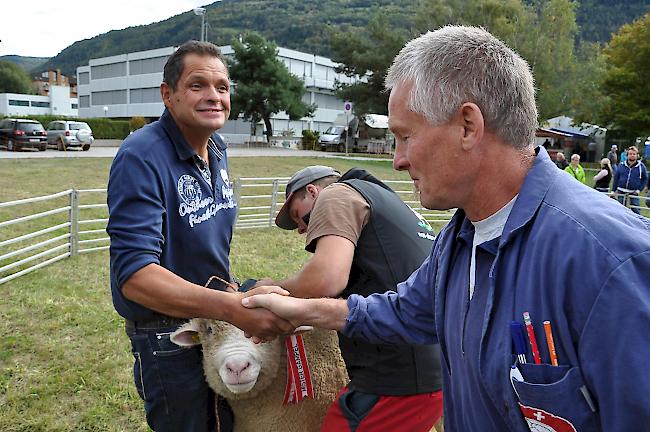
[0,155,408,431]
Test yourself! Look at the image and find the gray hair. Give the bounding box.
[385,26,538,149]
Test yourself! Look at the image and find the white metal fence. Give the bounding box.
[0,178,454,285]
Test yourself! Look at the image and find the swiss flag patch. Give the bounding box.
[519,403,577,432]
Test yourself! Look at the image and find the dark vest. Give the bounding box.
[312,168,442,395]
[595,168,612,190]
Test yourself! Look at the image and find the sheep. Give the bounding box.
[171,318,349,432]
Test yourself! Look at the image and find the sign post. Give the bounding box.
[343,101,353,154]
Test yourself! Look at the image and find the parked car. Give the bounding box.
[0,118,47,151]
[318,125,347,152]
[46,120,94,151]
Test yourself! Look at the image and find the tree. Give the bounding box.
[599,12,650,139]
[330,13,409,117]
[415,0,582,121]
[567,41,609,126]
[228,33,314,141]
[515,0,580,120]
[0,61,33,94]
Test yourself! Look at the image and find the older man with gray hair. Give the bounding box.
[243,26,650,431]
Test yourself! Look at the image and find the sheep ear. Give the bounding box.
[170,320,201,347]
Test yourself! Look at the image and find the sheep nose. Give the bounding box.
[226,360,251,376]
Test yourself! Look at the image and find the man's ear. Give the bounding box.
[459,102,484,151]
[305,184,319,199]
[160,83,171,109]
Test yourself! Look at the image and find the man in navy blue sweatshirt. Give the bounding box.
[243,26,650,431]
[106,41,293,432]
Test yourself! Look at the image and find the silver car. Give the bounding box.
[46,120,94,151]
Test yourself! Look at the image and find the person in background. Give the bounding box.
[612,145,648,214]
[243,25,650,431]
[606,145,618,174]
[564,153,586,183]
[620,147,628,165]
[256,165,443,432]
[554,152,568,169]
[106,41,293,432]
[593,158,613,193]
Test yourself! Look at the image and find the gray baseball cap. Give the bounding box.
[275,165,340,230]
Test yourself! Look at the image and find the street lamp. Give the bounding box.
[103,106,108,118]
[193,7,206,41]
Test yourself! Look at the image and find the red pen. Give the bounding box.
[523,312,541,364]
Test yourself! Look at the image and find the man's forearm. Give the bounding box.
[242,294,350,331]
[122,263,237,321]
[302,297,349,330]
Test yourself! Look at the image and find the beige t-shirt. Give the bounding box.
[305,183,370,251]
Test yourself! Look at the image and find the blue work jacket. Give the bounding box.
[344,147,650,431]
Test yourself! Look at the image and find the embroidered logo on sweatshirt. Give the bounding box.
[177,174,235,227]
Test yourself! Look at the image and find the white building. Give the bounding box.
[0,86,78,117]
[76,45,358,142]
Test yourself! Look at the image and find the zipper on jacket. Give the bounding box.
[461,298,470,356]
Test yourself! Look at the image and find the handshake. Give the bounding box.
[218,277,347,343]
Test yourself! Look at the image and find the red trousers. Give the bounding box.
[321,387,443,432]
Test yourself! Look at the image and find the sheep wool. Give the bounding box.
[172,318,348,432]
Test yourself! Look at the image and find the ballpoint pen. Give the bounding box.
[510,321,528,364]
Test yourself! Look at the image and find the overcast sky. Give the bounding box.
[1,0,214,58]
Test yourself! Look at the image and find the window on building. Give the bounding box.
[71,103,78,109]
[78,72,90,85]
[79,95,90,108]
[129,56,169,75]
[31,101,50,108]
[91,90,127,105]
[290,59,305,77]
[8,100,29,107]
[91,62,127,80]
[314,64,328,80]
[130,87,161,103]
[313,93,340,110]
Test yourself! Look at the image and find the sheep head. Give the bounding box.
[171,318,283,399]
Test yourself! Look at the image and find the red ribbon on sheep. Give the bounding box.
[283,334,315,404]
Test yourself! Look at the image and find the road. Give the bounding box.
[0,140,392,161]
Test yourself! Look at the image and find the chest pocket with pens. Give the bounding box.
[509,313,600,431]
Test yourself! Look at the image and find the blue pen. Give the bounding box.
[510,321,528,364]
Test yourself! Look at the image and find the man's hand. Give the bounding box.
[252,278,275,288]
[242,290,349,333]
[229,286,295,343]
[242,292,307,325]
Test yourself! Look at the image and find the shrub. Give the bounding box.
[2,114,130,139]
[129,116,147,132]
[301,129,320,150]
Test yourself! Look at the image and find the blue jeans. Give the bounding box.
[126,324,215,432]
[616,193,641,214]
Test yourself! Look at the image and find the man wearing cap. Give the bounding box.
[607,145,618,174]
[260,165,443,431]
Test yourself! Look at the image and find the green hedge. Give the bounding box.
[0,115,130,139]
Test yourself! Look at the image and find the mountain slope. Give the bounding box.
[0,55,49,73]
[13,0,650,76]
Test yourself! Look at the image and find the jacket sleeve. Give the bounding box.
[641,164,648,190]
[106,148,164,290]
[343,253,438,345]
[579,249,650,429]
